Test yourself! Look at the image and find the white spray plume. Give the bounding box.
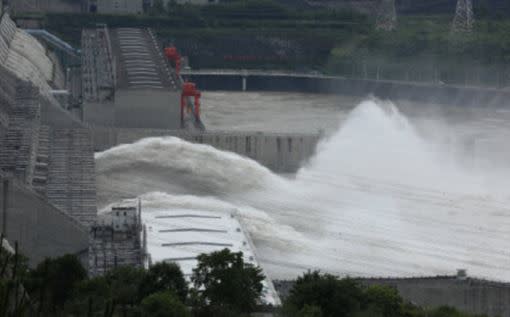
[96,99,510,280]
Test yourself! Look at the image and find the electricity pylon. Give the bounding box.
[376,0,397,31]
[451,0,474,33]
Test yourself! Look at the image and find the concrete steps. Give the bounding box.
[0,81,40,184]
[32,125,49,194]
[46,128,97,226]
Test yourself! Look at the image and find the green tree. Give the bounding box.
[141,292,190,317]
[298,304,323,317]
[26,254,86,313]
[148,0,166,16]
[282,271,364,317]
[364,285,404,317]
[191,248,265,315]
[0,241,30,316]
[66,275,111,316]
[427,306,488,317]
[139,262,188,302]
[105,266,146,315]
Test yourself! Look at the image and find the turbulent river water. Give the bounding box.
[96,92,510,280]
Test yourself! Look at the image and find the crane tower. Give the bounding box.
[451,0,474,33]
[376,0,397,31]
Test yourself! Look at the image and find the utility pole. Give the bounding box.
[376,0,397,31]
[451,0,474,33]
[2,178,9,237]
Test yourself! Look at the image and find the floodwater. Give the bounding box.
[96,91,510,280]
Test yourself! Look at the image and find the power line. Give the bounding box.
[376,0,397,31]
[451,0,474,33]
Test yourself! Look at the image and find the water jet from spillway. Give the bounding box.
[96,99,510,280]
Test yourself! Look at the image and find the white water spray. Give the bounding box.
[96,99,510,280]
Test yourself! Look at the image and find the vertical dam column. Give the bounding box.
[242,76,247,91]
[1,178,8,235]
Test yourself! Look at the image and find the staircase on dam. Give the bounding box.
[45,128,97,226]
[81,25,115,103]
[1,81,40,185]
[0,76,91,265]
[82,25,190,130]
[110,27,174,90]
[31,125,49,195]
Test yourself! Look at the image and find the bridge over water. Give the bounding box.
[181,68,510,107]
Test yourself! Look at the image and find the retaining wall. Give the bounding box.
[361,276,510,317]
[0,176,88,266]
[93,128,320,173]
[274,276,510,317]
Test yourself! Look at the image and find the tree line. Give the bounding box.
[1,239,490,317]
[0,245,265,316]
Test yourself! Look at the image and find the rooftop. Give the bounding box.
[143,206,280,306]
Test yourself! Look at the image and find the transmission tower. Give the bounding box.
[376,0,397,31]
[451,0,474,33]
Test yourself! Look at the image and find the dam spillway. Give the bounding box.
[2,9,510,315]
[96,99,510,283]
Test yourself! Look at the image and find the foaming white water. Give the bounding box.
[96,137,285,207]
[96,99,510,280]
[297,100,482,193]
[135,192,307,250]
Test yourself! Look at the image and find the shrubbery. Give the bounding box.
[1,242,491,317]
[281,271,488,317]
[0,246,265,316]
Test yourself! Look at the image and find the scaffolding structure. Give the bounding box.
[451,0,474,33]
[376,0,397,31]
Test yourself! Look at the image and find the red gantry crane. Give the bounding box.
[164,46,181,75]
[181,81,201,126]
[165,46,203,128]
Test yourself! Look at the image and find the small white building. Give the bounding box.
[89,199,146,276]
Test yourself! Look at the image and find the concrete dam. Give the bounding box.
[3,10,510,317]
[0,12,95,265]
[80,25,320,173]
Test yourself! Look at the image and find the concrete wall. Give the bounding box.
[83,101,115,126]
[274,276,510,317]
[114,90,181,130]
[0,17,95,268]
[92,128,320,173]
[0,176,88,267]
[361,277,510,317]
[84,90,181,129]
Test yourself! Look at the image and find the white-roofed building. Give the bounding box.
[143,206,281,306]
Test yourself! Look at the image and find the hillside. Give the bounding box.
[305,0,510,16]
